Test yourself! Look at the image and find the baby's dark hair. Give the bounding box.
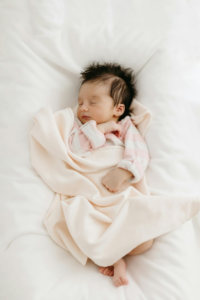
[79,62,137,121]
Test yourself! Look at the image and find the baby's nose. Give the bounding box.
[81,104,88,111]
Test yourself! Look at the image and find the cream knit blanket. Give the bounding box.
[30,100,200,266]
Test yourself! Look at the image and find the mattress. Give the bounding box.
[0,0,200,299]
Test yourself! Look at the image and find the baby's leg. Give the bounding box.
[111,239,153,287]
[99,239,154,286]
[127,239,154,255]
[99,258,129,287]
[112,258,129,287]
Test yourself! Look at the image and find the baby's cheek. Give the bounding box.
[92,108,104,121]
[97,108,110,122]
[77,108,80,118]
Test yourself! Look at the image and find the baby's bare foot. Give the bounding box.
[113,258,129,287]
[99,266,114,276]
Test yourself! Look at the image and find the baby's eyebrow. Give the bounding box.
[90,95,101,99]
[78,96,101,100]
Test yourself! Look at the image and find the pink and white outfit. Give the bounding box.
[69,116,150,183]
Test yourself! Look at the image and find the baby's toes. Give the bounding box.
[122,277,129,285]
[117,278,123,287]
[99,267,105,273]
[108,269,114,276]
[111,270,115,276]
[113,278,120,287]
[103,268,110,275]
[106,269,111,276]
[113,279,118,287]
[102,269,107,275]
[119,278,124,286]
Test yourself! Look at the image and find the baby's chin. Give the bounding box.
[81,119,89,124]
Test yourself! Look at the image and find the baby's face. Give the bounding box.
[77,81,116,124]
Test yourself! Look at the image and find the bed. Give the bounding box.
[0,0,200,299]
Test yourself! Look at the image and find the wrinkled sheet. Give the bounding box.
[1,0,200,299]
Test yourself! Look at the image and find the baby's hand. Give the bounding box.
[102,168,133,193]
[97,121,122,137]
[102,170,122,193]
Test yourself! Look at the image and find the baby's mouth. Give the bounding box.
[82,115,91,119]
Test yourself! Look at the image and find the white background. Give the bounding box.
[0,1,200,299]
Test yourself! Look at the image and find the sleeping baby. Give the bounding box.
[68,62,154,288]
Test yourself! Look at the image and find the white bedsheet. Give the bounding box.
[0,0,200,299]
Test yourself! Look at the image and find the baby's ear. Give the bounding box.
[114,104,125,117]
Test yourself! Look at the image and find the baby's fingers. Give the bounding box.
[102,181,118,193]
[116,124,122,134]
[112,125,122,137]
[112,131,120,137]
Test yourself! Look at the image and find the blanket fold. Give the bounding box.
[30,100,200,266]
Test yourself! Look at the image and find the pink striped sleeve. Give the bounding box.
[117,117,150,183]
[68,119,106,156]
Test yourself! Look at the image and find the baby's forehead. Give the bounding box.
[79,80,112,97]
[83,79,112,88]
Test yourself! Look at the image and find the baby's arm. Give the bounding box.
[97,121,122,137]
[103,117,149,192]
[69,120,122,156]
[69,120,106,156]
[117,118,149,184]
